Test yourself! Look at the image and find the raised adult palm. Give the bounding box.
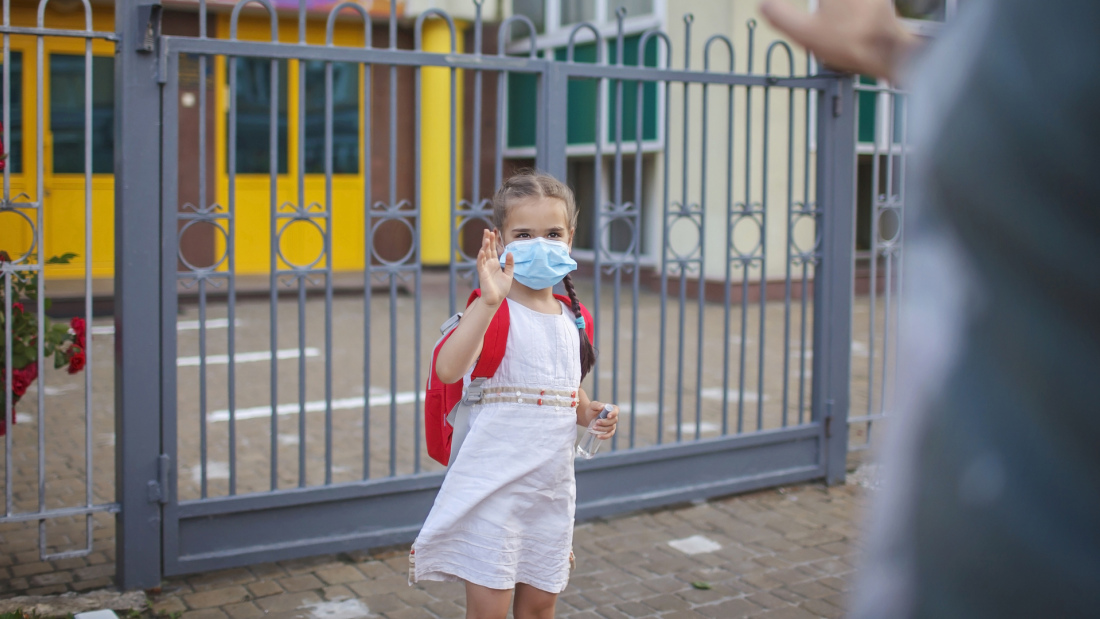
[477,229,514,307]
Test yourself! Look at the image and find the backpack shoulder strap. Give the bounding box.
[466,289,510,379]
[554,293,595,343]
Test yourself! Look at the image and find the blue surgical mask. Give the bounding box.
[500,237,578,291]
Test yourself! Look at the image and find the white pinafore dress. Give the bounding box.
[412,298,581,593]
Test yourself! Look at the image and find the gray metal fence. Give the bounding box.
[0,0,879,591]
[0,0,118,567]
[849,79,906,452]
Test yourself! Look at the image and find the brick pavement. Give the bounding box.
[143,476,870,619]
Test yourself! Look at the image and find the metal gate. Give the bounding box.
[110,0,857,588]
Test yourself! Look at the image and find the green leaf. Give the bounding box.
[46,253,78,265]
[691,581,712,590]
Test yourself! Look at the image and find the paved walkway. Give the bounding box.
[143,474,870,619]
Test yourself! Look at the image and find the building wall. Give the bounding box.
[659,0,816,285]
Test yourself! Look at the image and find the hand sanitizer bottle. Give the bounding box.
[576,404,614,459]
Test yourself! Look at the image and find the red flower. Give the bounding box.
[70,317,86,350]
[0,250,9,263]
[11,302,22,314]
[67,348,86,375]
[7,363,37,398]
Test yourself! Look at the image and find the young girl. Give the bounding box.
[411,172,619,619]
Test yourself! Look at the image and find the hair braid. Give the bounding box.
[562,274,597,381]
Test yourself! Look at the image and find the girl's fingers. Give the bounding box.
[502,251,514,276]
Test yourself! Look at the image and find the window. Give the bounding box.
[0,51,22,174]
[512,0,657,37]
[607,34,658,143]
[569,155,651,255]
[559,0,595,27]
[894,0,945,21]
[893,0,964,35]
[50,54,114,174]
[303,61,359,174]
[228,57,288,175]
[506,34,660,150]
[511,0,546,35]
[609,0,655,19]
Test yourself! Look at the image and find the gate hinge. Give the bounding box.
[136,1,163,53]
[147,453,170,504]
[832,94,841,118]
[824,399,834,438]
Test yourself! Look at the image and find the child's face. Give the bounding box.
[497,197,574,249]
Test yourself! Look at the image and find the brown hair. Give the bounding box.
[491,170,596,381]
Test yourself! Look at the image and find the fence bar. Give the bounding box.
[798,53,816,425]
[690,21,706,443]
[362,34,373,481]
[115,0,164,590]
[34,0,45,550]
[656,63,671,445]
[387,0,398,478]
[736,23,756,435]
[767,41,794,429]
[629,72,643,448]
[608,13,624,449]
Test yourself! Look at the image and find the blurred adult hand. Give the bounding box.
[759,0,919,82]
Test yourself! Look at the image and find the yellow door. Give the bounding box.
[42,45,115,279]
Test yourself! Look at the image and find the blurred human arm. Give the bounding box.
[759,0,921,82]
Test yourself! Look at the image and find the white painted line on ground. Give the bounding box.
[190,461,230,484]
[302,598,372,619]
[74,611,121,619]
[792,341,871,359]
[24,383,80,396]
[670,422,721,434]
[699,388,767,402]
[92,318,242,336]
[177,347,320,367]
[208,391,425,422]
[668,534,722,555]
[619,401,660,417]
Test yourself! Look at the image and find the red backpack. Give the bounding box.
[425,289,595,466]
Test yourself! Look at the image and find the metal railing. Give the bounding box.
[0,0,871,589]
[850,79,907,451]
[0,0,118,564]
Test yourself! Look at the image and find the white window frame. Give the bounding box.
[898,0,962,36]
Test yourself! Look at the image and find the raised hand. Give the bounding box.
[759,0,918,82]
[477,229,514,307]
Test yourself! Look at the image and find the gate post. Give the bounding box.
[114,0,164,589]
[813,74,856,486]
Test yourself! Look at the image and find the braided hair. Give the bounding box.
[491,171,597,380]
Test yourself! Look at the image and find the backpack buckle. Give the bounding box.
[463,377,486,405]
[440,312,462,335]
